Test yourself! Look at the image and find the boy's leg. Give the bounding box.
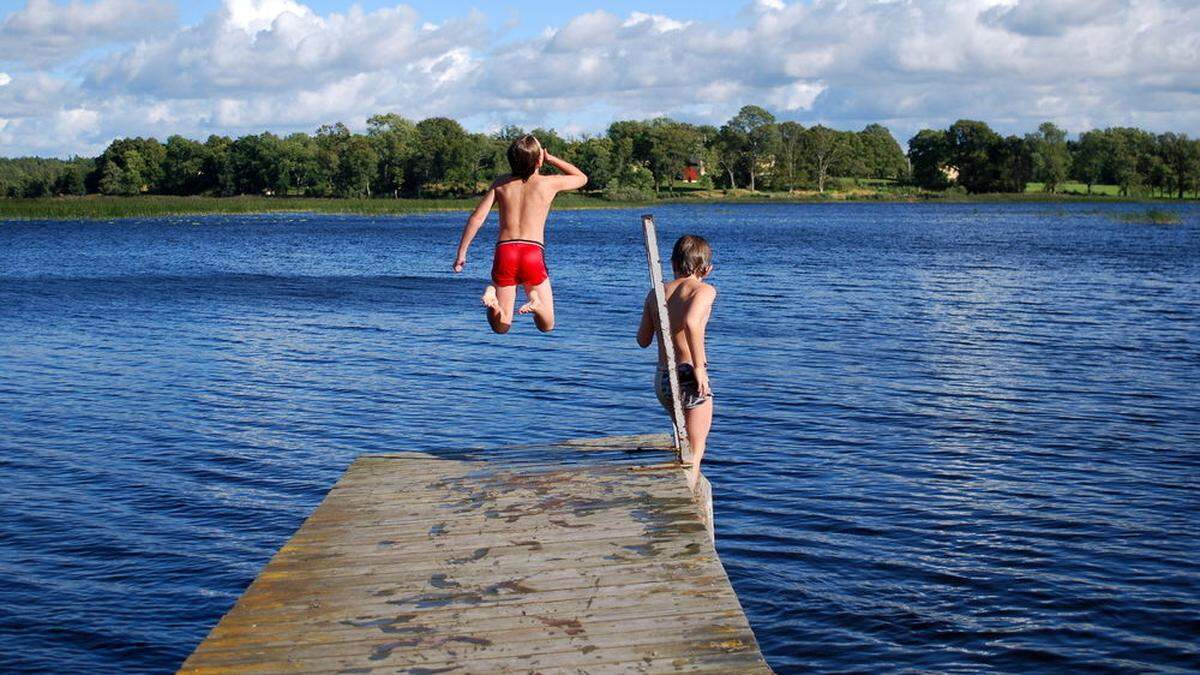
[482,284,517,334]
[683,398,713,489]
[518,278,555,332]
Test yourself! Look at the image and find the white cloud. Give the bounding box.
[85,2,485,99]
[622,12,690,33]
[769,81,826,112]
[0,72,10,86]
[1,0,1199,157]
[0,71,72,118]
[981,0,1124,37]
[0,103,105,156]
[223,0,312,34]
[53,107,100,137]
[0,0,177,67]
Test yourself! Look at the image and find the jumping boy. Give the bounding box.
[637,235,717,488]
[453,135,587,333]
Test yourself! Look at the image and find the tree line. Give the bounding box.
[1,106,1197,199]
[909,120,1200,198]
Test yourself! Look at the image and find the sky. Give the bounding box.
[1,0,1198,158]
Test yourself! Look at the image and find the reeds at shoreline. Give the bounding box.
[0,190,1177,221]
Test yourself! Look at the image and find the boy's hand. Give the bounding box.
[453,252,466,272]
[694,367,712,397]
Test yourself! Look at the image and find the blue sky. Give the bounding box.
[1,0,1198,157]
[171,1,743,38]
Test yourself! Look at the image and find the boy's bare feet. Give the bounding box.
[686,465,700,491]
[518,289,541,315]
[481,285,500,310]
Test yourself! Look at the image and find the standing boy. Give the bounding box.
[453,135,587,333]
[637,235,717,487]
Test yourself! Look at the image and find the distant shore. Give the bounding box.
[0,189,1186,221]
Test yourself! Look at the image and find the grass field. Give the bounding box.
[1026,182,1199,198]
[2,183,1191,221]
[1026,182,1123,196]
[0,193,639,221]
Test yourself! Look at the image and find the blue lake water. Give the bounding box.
[1,202,1198,673]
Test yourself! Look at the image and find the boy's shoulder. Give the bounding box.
[663,278,716,305]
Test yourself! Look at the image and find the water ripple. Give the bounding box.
[1,203,1198,673]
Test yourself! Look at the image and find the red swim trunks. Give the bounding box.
[490,240,549,287]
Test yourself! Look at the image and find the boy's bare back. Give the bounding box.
[491,165,577,243]
[644,277,717,369]
[455,148,587,262]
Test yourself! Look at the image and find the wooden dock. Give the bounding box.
[180,434,770,673]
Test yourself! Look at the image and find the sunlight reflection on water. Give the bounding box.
[1,203,1198,673]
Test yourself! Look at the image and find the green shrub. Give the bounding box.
[602,184,656,202]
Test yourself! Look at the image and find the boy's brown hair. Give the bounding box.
[671,234,712,277]
[507,135,542,180]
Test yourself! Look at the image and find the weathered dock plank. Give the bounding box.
[180,436,770,674]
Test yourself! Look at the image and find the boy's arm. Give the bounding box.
[542,151,588,192]
[453,184,497,271]
[636,291,655,348]
[684,286,717,395]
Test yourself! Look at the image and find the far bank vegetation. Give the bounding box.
[3,107,1199,203]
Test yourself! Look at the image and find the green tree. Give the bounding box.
[280,132,323,196]
[202,135,236,196]
[313,122,381,198]
[945,120,1003,193]
[407,117,475,195]
[606,119,657,191]
[1027,122,1070,192]
[991,135,1033,193]
[473,134,508,188]
[494,125,526,143]
[94,137,165,194]
[98,150,145,195]
[724,105,779,191]
[1158,132,1199,199]
[710,124,744,189]
[568,137,614,191]
[367,113,416,197]
[53,158,92,196]
[1102,128,1155,196]
[858,124,908,181]
[334,135,378,198]
[160,135,207,195]
[801,125,845,193]
[644,120,701,194]
[832,130,868,181]
[776,121,806,190]
[230,132,286,195]
[313,123,352,197]
[908,129,951,189]
[1071,130,1106,194]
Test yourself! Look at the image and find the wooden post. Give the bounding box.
[642,214,692,465]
